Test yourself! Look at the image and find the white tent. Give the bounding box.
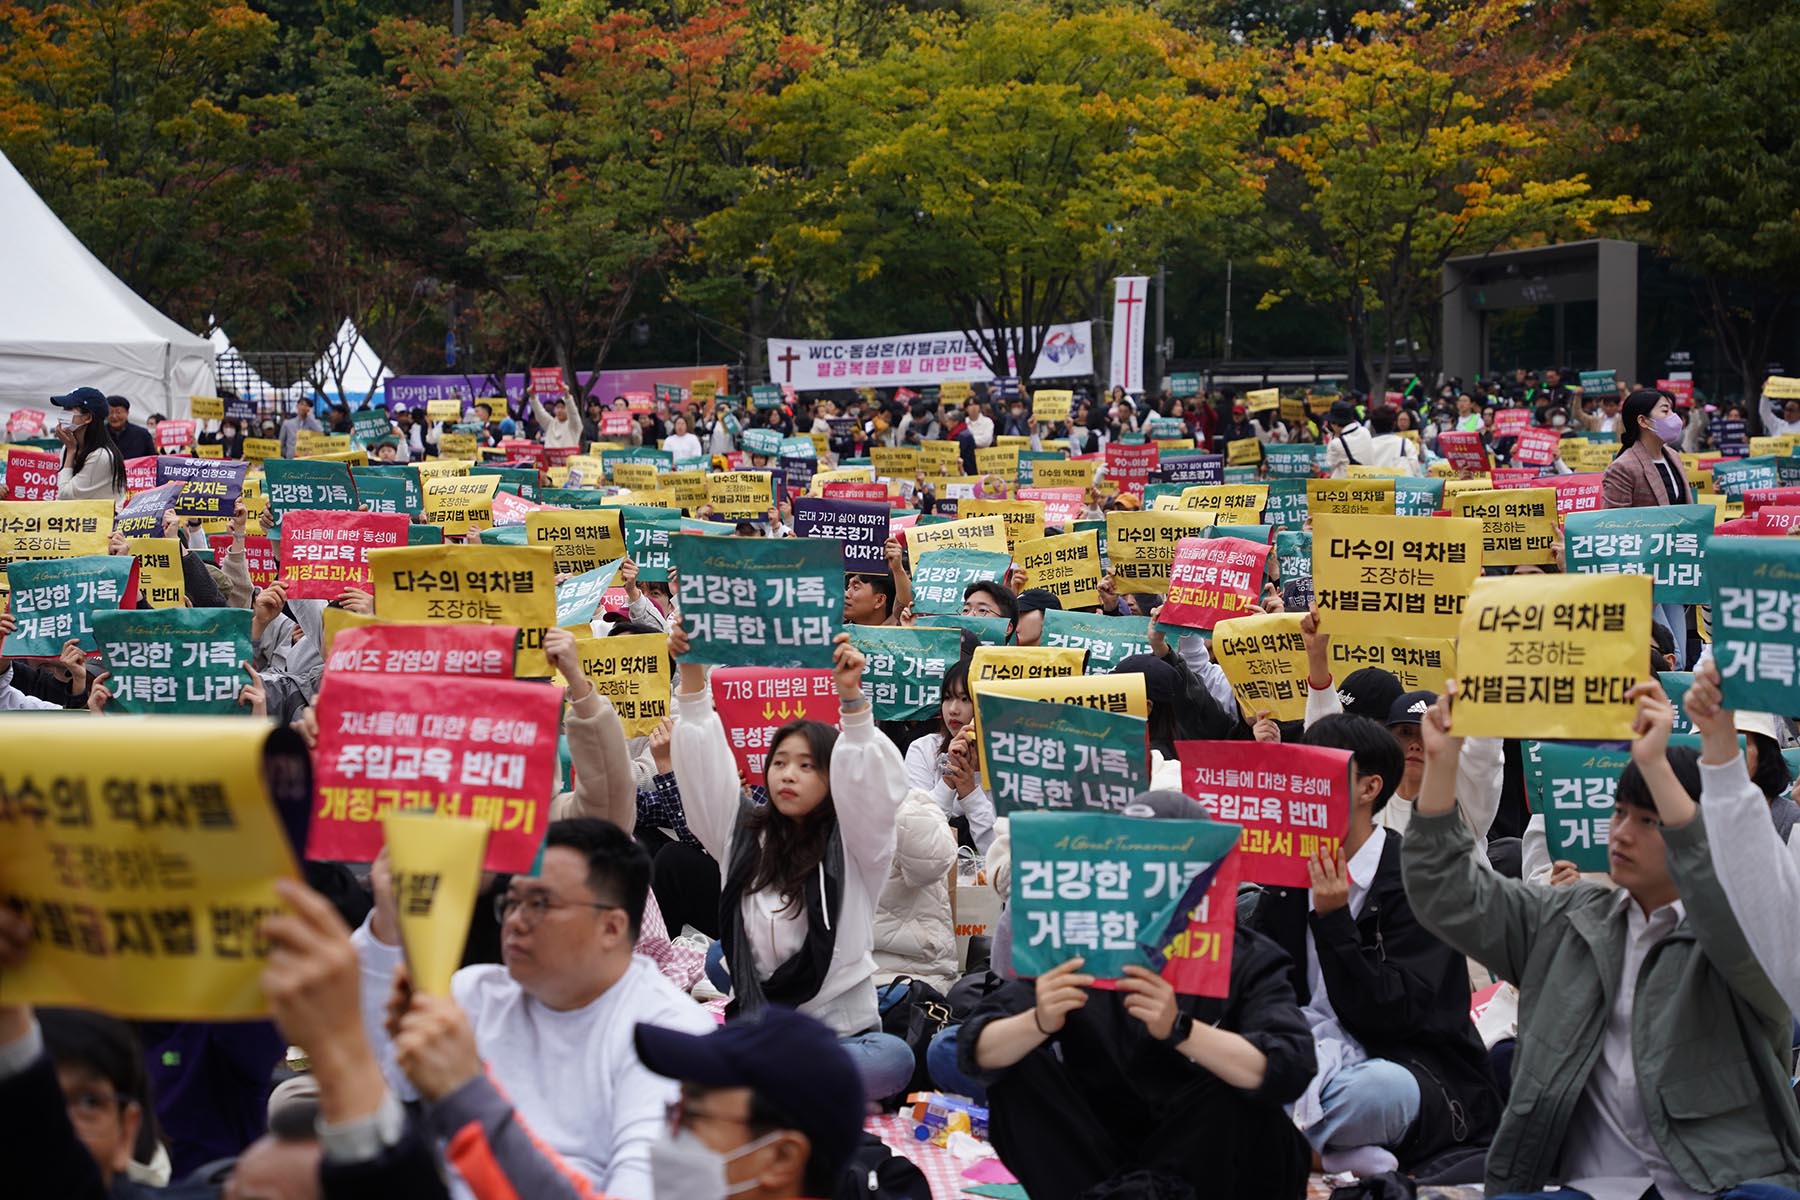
[208,322,278,401]
[0,150,214,421]
[296,317,391,408]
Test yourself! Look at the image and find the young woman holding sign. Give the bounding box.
[1602,388,1693,667]
[666,624,918,1103]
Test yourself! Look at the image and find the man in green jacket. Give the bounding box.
[1402,681,1800,1198]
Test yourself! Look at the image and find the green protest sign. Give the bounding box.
[1658,671,1697,738]
[353,465,423,516]
[1169,373,1200,399]
[978,692,1148,815]
[407,524,443,546]
[1205,524,1274,545]
[1262,479,1309,530]
[1073,519,1107,560]
[1706,535,1800,711]
[350,474,415,517]
[2,555,136,655]
[91,607,254,715]
[1523,740,1631,872]
[751,383,784,410]
[472,464,539,503]
[1223,466,1260,485]
[1711,456,1781,501]
[1394,477,1445,516]
[912,547,1012,615]
[915,613,1009,647]
[846,625,962,721]
[625,514,682,582]
[672,535,840,669]
[477,524,527,546]
[1563,504,1711,603]
[351,408,392,444]
[539,488,608,509]
[1039,610,1152,673]
[1578,369,1616,394]
[1010,811,1242,995]
[1146,417,1187,440]
[263,458,356,527]
[555,559,624,627]
[1263,443,1326,479]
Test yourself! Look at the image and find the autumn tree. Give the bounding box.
[1564,0,1800,403]
[0,0,307,332]
[711,6,1262,382]
[1256,0,1641,392]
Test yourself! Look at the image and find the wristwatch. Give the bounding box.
[1162,1012,1194,1049]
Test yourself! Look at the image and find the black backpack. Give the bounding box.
[835,1133,932,1200]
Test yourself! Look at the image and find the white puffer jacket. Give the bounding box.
[871,789,960,993]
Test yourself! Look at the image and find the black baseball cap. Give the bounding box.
[1014,588,1063,616]
[1335,667,1402,722]
[635,1008,863,1177]
[1386,690,1436,728]
[52,387,108,420]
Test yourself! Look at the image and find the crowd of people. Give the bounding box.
[3,362,1800,1200]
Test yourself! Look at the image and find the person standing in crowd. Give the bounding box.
[668,626,918,1102]
[963,398,995,449]
[1405,683,1800,1199]
[1363,405,1423,474]
[51,387,127,503]
[661,413,703,459]
[1322,400,1375,478]
[278,397,322,459]
[1761,387,1800,438]
[103,394,157,460]
[528,386,585,450]
[1602,388,1693,667]
[903,657,996,852]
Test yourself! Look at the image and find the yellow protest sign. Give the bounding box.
[905,514,1010,557]
[919,441,965,475]
[1696,492,1728,525]
[305,449,369,468]
[1032,389,1074,424]
[996,436,1033,450]
[572,632,672,737]
[1029,459,1098,491]
[366,544,556,677]
[426,398,464,422]
[295,430,350,457]
[613,462,661,492]
[1439,476,1492,502]
[808,467,874,496]
[1306,479,1397,516]
[1106,510,1214,593]
[1764,376,1800,400]
[707,471,775,520]
[1453,573,1652,740]
[614,488,679,510]
[1015,529,1100,608]
[1280,396,1308,424]
[1211,612,1309,721]
[1427,459,1458,479]
[413,458,473,482]
[1312,513,1484,640]
[974,445,1022,480]
[1177,484,1269,525]
[380,813,488,996]
[526,509,624,575]
[1245,387,1279,413]
[969,672,1149,788]
[1309,392,1338,415]
[194,443,224,460]
[1751,435,1798,458]
[0,500,113,568]
[1344,464,1410,480]
[1328,635,1458,694]
[130,538,187,608]
[691,379,717,404]
[662,470,709,509]
[1451,487,1558,566]
[242,438,281,463]
[940,381,972,405]
[1227,436,1262,466]
[960,498,1045,548]
[870,447,920,479]
[190,396,225,421]
[0,716,301,1018]
[808,430,829,457]
[439,432,479,459]
[423,473,501,534]
[1560,439,1618,473]
[969,645,1087,686]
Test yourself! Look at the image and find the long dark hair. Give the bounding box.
[743,720,839,912]
[73,415,126,492]
[1619,388,1666,449]
[937,657,972,756]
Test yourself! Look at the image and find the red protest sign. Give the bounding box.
[1490,467,1545,489]
[1103,443,1158,498]
[490,490,545,527]
[1657,379,1695,407]
[1550,473,1605,516]
[308,670,561,871]
[1161,537,1270,632]
[710,667,841,787]
[278,510,410,600]
[7,409,46,437]
[1016,487,1087,525]
[1158,848,1241,999]
[155,419,196,452]
[601,412,632,438]
[325,623,518,677]
[529,367,565,398]
[1741,486,1800,514]
[1512,426,1562,467]
[1757,506,1800,534]
[1436,431,1489,473]
[546,445,579,467]
[822,482,889,504]
[1492,408,1531,438]
[5,448,62,502]
[1176,741,1351,888]
[623,390,654,414]
[500,438,546,467]
[210,535,280,590]
[125,456,159,492]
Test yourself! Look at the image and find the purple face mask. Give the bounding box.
[1648,412,1684,443]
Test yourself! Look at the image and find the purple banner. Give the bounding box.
[793,498,891,573]
[385,366,729,412]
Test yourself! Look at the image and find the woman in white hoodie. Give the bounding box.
[903,657,998,852]
[668,624,918,1101]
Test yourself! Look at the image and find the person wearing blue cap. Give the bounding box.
[48,387,127,502]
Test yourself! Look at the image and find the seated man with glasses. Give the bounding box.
[351,817,712,1200]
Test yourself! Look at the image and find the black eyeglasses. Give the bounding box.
[493,892,622,931]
